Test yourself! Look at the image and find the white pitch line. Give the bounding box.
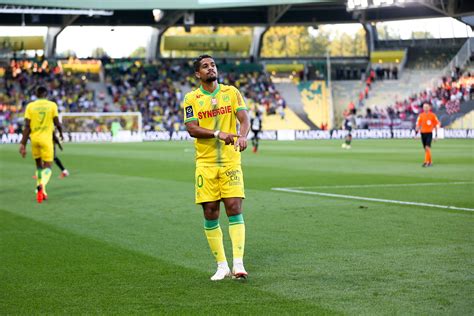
[287,181,474,190]
[271,188,474,212]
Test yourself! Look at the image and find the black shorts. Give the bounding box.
[421,133,432,147]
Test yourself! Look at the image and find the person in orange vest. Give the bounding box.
[416,103,440,167]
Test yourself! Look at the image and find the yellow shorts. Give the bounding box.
[195,165,245,204]
[31,138,54,162]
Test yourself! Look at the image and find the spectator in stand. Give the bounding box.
[343,71,473,130]
[348,101,355,111]
[358,92,364,107]
[366,75,372,89]
[391,65,398,80]
[370,68,376,82]
[5,59,97,114]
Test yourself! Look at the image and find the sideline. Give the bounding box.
[285,181,474,190]
[271,187,474,212]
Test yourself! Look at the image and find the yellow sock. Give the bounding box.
[228,214,245,260]
[204,219,226,263]
[41,168,52,195]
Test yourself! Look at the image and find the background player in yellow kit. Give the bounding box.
[19,86,64,203]
[184,55,250,281]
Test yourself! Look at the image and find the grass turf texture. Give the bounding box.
[0,139,473,314]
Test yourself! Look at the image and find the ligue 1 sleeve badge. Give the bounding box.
[186,106,194,118]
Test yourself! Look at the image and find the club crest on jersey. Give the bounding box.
[199,100,204,107]
[185,106,194,118]
[223,95,230,102]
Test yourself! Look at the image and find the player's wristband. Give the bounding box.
[213,130,220,138]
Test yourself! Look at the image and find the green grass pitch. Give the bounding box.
[1,139,473,314]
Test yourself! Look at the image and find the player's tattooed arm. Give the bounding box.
[185,120,238,145]
[235,108,250,152]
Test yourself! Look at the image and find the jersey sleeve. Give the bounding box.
[232,87,247,113]
[183,94,198,123]
[434,114,440,127]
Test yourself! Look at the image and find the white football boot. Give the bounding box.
[232,259,248,279]
[210,262,231,281]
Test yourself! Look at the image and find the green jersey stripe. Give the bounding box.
[184,117,198,123]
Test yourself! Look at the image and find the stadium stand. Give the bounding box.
[405,46,461,69]
[1,58,103,136]
[298,81,331,129]
[361,68,441,109]
[104,60,186,132]
[273,82,315,129]
[1,34,472,136]
[181,61,305,130]
[448,108,474,128]
[347,69,474,129]
[331,80,365,125]
[3,56,472,135]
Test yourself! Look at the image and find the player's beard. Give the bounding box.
[205,75,217,83]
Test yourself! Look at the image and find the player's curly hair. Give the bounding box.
[193,54,213,72]
[36,86,48,98]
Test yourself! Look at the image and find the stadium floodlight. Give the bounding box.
[152,9,164,22]
[0,5,113,16]
[347,0,355,10]
[346,0,411,11]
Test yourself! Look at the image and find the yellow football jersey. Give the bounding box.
[24,99,59,142]
[183,84,247,167]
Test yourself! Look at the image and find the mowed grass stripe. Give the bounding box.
[0,209,335,315]
[1,140,473,314]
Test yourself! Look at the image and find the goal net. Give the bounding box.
[59,112,143,142]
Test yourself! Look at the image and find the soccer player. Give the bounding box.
[416,103,440,167]
[19,86,64,203]
[250,111,262,153]
[53,132,70,178]
[184,55,250,281]
[342,109,356,149]
[32,133,69,180]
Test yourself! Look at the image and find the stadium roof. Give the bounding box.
[0,0,473,27]
[0,0,331,10]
